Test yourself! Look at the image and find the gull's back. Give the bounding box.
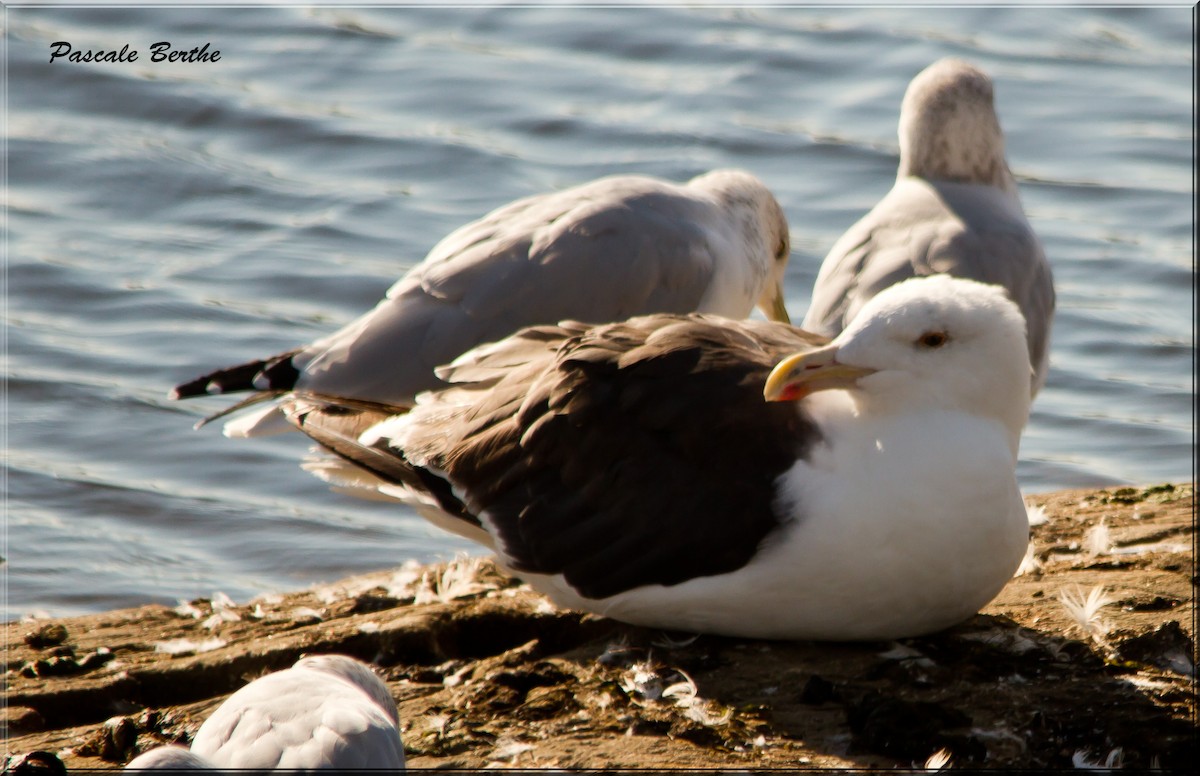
[188,656,404,770]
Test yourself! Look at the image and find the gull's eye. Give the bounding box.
[917,331,949,349]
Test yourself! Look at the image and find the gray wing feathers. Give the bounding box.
[295,177,725,405]
[188,663,403,769]
[804,179,1053,388]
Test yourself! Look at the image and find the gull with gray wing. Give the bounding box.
[803,58,1054,394]
[124,654,404,770]
[170,170,792,438]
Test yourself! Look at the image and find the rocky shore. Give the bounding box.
[4,483,1194,771]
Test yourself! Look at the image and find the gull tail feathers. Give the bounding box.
[282,393,479,528]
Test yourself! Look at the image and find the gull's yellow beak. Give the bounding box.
[763,343,876,402]
[758,278,791,324]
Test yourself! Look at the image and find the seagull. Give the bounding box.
[283,275,1032,641]
[170,170,792,437]
[802,58,1054,394]
[124,747,212,770]
[124,654,404,770]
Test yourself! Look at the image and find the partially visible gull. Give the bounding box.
[124,747,212,770]
[170,170,792,437]
[802,58,1054,394]
[284,275,1032,641]
[124,654,404,770]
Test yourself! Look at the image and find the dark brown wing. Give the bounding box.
[383,314,829,600]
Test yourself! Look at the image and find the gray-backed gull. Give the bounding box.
[803,58,1054,394]
[125,654,403,769]
[170,170,791,436]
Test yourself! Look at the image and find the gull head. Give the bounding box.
[765,275,1031,442]
[897,58,1015,193]
[690,168,792,324]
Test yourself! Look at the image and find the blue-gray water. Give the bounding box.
[5,4,1193,619]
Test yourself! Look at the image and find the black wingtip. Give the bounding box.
[170,350,302,400]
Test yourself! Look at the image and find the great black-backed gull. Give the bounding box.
[283,275,1032,641]
[169,170,791,436]
[124,655,404,770]
[803,58,1054,394]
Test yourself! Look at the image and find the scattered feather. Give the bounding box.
[958,628,1041,655]
[621,666,734,727]
[488,738,535,765]
[425,712,451,738]
[358,621,381,634]
[414,554,492,604]
[651,632,701,649]
[878,642,937,668]
[312,586,341,605]
[597,637,638,666]
[154,637,227,655]
[1120,675,1176,692]
[923,747,953,770]
[383,561,424,598]
[442,663,473,688]
[620,660,664,702]
[201,592,242,630]
[290,606,324,622]
[1058,585,1116,644]
[1084,518,1112,556]
[1015,542,1042,576]
[202,609,240,630]
[1025,502,1049,526]
[173,600,203,619]
[1072,747,1123,770]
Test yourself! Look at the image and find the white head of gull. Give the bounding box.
[124,654,404,770]
[802,58,1054,395]
[169,170,791,438]
[285,275,1032,641]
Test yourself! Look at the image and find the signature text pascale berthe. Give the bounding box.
[49,41,221,64]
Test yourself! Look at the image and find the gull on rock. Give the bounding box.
[124,654,404,770]
[284,275,1033,641]
[803,58,1054,394]
[170,170,792,437]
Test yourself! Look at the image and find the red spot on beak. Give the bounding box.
[774,383,807,402]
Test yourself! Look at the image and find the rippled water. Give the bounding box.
[5,5,1193,618]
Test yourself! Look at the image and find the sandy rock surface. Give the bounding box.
[4,483,1194,771]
